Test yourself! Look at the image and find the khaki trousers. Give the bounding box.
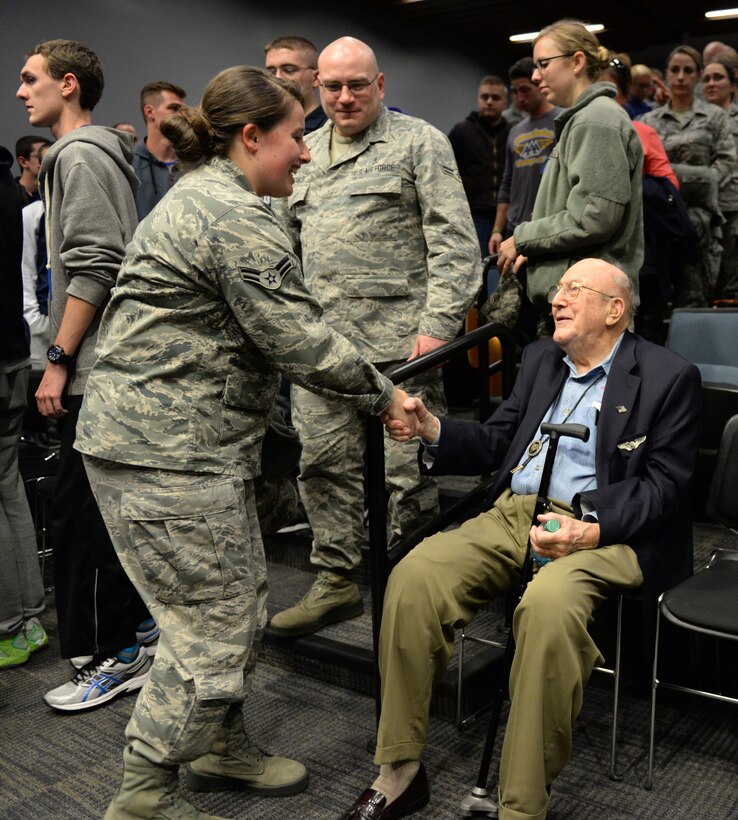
[375,489,643,820]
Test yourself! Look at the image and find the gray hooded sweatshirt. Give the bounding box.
[39,126,139,395]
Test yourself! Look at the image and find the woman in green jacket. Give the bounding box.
[498,19,644,318]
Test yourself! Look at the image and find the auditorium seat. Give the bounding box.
[666,307,738,387]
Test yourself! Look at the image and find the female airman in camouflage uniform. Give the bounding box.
[75,66,410,820]
[642,46,738,306]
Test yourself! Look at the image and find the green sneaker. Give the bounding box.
[0,628,31,669]
[269,570,363,638]
[24,617,48,653]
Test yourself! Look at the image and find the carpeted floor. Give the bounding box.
[2,530,737,820]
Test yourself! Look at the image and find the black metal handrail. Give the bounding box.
[364,316,517,721]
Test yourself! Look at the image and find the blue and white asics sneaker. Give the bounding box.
[44,645,151,711]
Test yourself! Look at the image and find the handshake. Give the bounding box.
[381,387,440,444]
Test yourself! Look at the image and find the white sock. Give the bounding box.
[371,760,420,805]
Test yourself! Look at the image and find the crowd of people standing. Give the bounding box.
[0,18,731,820]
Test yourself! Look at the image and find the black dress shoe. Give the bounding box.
[339,763,430,819]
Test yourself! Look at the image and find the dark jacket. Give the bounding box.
[0,146,29,361]
[448,112,509,213]
[305,104,328,134]
[132,139,178,220]
[423,332,702,608]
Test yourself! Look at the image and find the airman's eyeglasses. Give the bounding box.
[319,73,379,95]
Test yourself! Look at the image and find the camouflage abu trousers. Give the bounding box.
[716,210,738,301]
[83,455,267,766]
[291,370,446,572]
[678,208,722,307]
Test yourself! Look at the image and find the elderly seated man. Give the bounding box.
[344,258,702,820]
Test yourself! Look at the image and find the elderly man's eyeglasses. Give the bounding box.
[533,53,574,72]
[319,73,379,95]
[547,280,616,303]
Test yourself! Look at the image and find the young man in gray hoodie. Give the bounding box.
[17,39,156,710]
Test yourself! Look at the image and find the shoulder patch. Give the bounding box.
[239,255,293,290]
[441,164,461,181]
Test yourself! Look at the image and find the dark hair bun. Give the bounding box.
[160,106,215,163]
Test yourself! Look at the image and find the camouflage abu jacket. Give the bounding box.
[75,155,393,478]
[274,105,480,363]
[641,97,738,213]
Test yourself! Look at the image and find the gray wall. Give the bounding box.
[2,0,486,167]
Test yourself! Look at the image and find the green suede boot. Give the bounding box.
[185,710,308,796]
[104,746,227,819]
[269,570,363,637]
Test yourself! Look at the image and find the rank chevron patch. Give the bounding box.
[240,255,293,290]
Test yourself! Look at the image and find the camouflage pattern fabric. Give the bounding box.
[679,223,723,306]
[75,155,394,478]
[292,370,446,570]
[716,209,738,300]
[480,274,523,329]
[273,106,478,570]
[642,98,738,213]
[254,474,298,535]
[84,456,265,765]
[273,105,480,363]
[716,102,738,300]
[642,101,738,306]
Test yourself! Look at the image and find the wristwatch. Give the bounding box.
[46,344,75,366]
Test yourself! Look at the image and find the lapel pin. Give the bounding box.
[616,405,628,414]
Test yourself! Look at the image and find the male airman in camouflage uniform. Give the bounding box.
[642,96,738,305]
[75,152,409,817]
[271,37,480,636]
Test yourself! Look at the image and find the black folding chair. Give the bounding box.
[646,414,738,788]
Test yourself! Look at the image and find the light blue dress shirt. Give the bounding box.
[422,334,625,510]
[509,333,624,504]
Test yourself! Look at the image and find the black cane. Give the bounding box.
[460,422,590,817]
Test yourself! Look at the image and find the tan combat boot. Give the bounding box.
[269,570,363,637]
[185,711,308,796]
[104,745,226,819]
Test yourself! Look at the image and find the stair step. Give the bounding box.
[262,556,507,724]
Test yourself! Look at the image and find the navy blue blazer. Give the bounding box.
[423,332,702,599]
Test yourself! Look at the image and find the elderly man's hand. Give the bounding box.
[382,394,439,443]
[529,513,600,561]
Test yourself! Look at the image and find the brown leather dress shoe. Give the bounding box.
[339,763,430,819]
